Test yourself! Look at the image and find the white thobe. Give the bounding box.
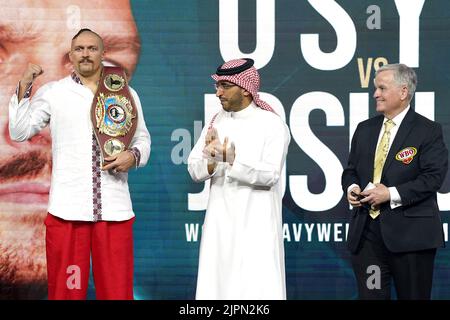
[8,76,150,221]
[188,103,290,300]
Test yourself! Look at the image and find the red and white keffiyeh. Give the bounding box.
[211,58,274,113]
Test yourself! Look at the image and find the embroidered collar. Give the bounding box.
[71,72,83,85]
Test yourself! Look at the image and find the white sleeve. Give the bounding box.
[227,120,290,187]
[187,124,228,182]
[389,186,403,209]
[129,88,151,168]
[9,83,51,141]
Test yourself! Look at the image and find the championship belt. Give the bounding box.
[91,66,138,165]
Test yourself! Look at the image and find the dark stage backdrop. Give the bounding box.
[130,0,450,299]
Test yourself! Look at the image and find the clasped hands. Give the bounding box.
[202,127,235,165]
[348,183,390,209]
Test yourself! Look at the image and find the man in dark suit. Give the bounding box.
[342,63,448,299]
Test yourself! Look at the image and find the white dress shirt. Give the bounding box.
[9,75,151,221]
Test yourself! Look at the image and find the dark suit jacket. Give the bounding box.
[342,108,448,253]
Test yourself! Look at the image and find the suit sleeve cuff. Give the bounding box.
[389,187,403,209]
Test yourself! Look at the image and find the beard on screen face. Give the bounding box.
[0,149,52,299]
[0,208,48,299]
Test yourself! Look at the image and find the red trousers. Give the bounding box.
[45,213,135,300]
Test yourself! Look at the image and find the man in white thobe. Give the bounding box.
[188,58,290,300]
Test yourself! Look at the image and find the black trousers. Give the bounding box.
[351,237,436,300]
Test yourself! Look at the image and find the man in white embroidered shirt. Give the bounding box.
[188,58,290,300]
[8,28,150,300]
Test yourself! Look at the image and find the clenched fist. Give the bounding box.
[21,63,44,85]
[18,63,44,101]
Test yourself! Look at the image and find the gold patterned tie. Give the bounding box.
[370,119,396,219]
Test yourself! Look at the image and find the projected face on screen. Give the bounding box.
[0,0,140,298]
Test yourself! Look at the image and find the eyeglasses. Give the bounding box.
[214,82,236,91]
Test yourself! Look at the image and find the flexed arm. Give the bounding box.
[9,63,50,142]
[18,63,44,102]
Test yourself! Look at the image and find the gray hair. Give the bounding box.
[375,63,417,102]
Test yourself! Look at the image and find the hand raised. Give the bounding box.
[222,137,235,165]
[205,127,219,146]
[21,63,44,85]
[202,136,235,165]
